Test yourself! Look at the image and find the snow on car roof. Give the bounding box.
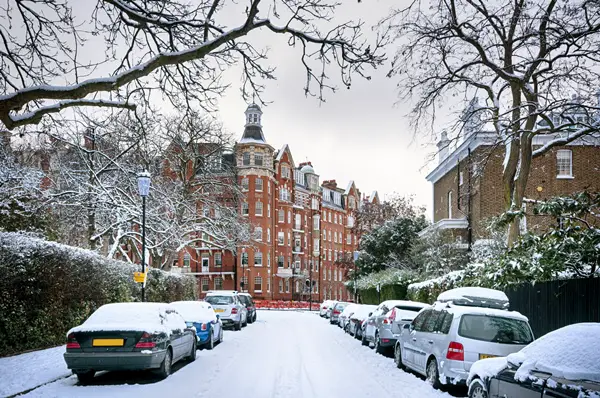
[437,287,508,303]
[170,301,217,323]
[67,302,174,335]
[380,300,429,309]
[509,323,600,383]
[349,305,377,320]
[432,301,528,321]
[206,290,238,296]
[340,304,360,316]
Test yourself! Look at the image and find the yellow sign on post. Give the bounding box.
[134,272,147,283]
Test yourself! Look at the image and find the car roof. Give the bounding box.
[238,292,252,297]
[206,290,238,296]
[380,300,429,309]
[431,301,529,321]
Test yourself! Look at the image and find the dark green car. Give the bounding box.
[64,303,196,384]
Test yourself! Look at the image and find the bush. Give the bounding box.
[0,232,198,356]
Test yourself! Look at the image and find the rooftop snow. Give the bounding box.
[437,287,509,303]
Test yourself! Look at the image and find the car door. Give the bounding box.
[167,310,187,361]
[489,367,544,398]
[374,305,390,336]
[366,305,383,340]
[403,309,430,371]
[415,309,442,373]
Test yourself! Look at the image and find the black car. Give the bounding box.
[238,293,257,323]
[64,303,196,384]
[468,323,600,398]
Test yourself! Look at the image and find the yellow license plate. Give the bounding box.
[214,309,225,313]
[93,338,124,347]
[479,354,497,360]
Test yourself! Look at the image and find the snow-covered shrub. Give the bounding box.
[352,268,418,304]
[0,232,198,356]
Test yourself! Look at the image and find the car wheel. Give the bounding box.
[355,326,361,340]
[394,343,405,370]
[234,321,242,331]
[206,333,214,350]
[248,313,253,324]
[188,341,197,362]
[469,378,488,398]
[75,370,95,385]
[426,358,442,390]
[374,333,384,354]
[361,331,369,346]
[156,348,172,379]
[242,316,248,327]
[253,313,257,322]
[219,327,224,343]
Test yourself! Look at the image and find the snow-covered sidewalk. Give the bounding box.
[0,346,70,397]
[3,311,459,397]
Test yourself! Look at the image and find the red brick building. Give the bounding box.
[177,104,366,302]
[423,127,600,243]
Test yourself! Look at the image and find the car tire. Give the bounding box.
[206,332,215,350]
[218,327,224,344]
[75,370,95,385]
[394,343,405,370]
[374,333,385,354]
[248,313,253,324]
[234,321,242,331]
[361,331,369,346]
[253,313,257,322]
[188,341,197,362]
[468,378,488,398]
[355,326,361,340]
[426,358,442,390]
[156,348,172,380]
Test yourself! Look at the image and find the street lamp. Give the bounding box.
[137,171,151,302]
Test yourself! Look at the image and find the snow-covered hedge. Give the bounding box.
[0,233,198,356]
[349,268,418,304]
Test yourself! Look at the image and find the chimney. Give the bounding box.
[322,179,337,189]
[437,130,450,164]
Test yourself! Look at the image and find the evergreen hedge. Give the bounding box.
[0,233,198,356]
[359,284,410,304]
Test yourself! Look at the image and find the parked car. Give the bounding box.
[330,302,350,325]
[64,302,196,384]
[320,300,334,317]
[325,300,339,319]
[394,288,534,389]
[171,301,223,350]
[363,300,429,354]
[238,293,257,324]
[348,305,377,338]
[204,290,248,331]
[468,323,600,398]
[338,304,360,330]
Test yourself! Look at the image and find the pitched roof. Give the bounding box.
[275,144,295,167]
[239,125,266,144]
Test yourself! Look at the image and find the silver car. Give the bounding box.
[204,291,248,331]
[363,300,429,355]
[329,302,350,325]
[394,302,534,389]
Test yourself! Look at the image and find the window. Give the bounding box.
[277,255,284,268]
[347,234,351,244]
[279,279,283,293]
[413,310,431,332]
[313,238,320,252]
[295,214,301,230]
[183,252,191,267]
[242,152,250,166]
[214,277,223,290]
[282,165,290,179]
[328,212,332,222]
[255,201,263,216]
[267,204,271,218]
[280,188,290,202]
[267,228,271,242]
[254,276,262,291]
[323,229,327,241]
[313,216,320,230]
[328,268,332,280]
[241,252,248,266]
[241,276,248,290]
[287,232,291,246]
[278,209,284,223]
[214,253,222,267]
[241,177,249,190]
[556,149,573,177]
[334,251,338,261]
[255,178,263,191]
[267,277,271,293]
[311,198,319,210]
[242,202,249,216]
[288,211,291,224]
[334,232,337,243]
[278,232,284,245]
[201,277,209,291]
[255,153,263,166]
[255,251,263,266]
[423,310,442,333]
[285,279,290,293]
[254,226,262,241]
[349,196,356,209]
[328,231,331,241]
[334,214,338,224]
[459,172,464,186]
[315,260,319,272]
[267,255,271,268]
[447,191,453,218]
[347,216,354,228]
[334,268,337,281]
[458,315,533,344]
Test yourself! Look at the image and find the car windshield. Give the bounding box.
[239,296,250,305]
[458,314,533,344]
[205,295,234,305]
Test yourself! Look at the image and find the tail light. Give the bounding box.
[135,332,156,349]
[201,323,207,331]
[231,308,238,314]
[446,341,464,361]
[333,310,341,315]
[66,333,80,349]
[383,308,396,325]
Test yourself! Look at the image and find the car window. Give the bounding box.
[458,314,533,344]
[435,311,453,334]
[239,296,249,305]
[205,295,234,305]
[395,305,426,313]
[423,310,442,333]
[413,309,431,332]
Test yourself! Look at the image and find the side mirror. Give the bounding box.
[368,312,373,317]
[216,314,220,319]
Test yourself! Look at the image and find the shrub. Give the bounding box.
[0,232,198,356]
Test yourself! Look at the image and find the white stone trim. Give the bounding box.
[418,218,469,237]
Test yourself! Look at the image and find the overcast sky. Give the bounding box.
[215,0,437,213]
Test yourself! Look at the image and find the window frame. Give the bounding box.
[556,149,573,178]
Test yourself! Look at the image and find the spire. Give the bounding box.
[437,130,451,164]
[240,103,266,144]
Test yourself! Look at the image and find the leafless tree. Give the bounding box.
[0,0,386,130]
[385,0,600,245]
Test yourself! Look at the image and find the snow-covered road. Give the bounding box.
[9,311,463,398]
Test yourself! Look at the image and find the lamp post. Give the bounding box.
[240,247,246,292]
[137,171,151,302]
